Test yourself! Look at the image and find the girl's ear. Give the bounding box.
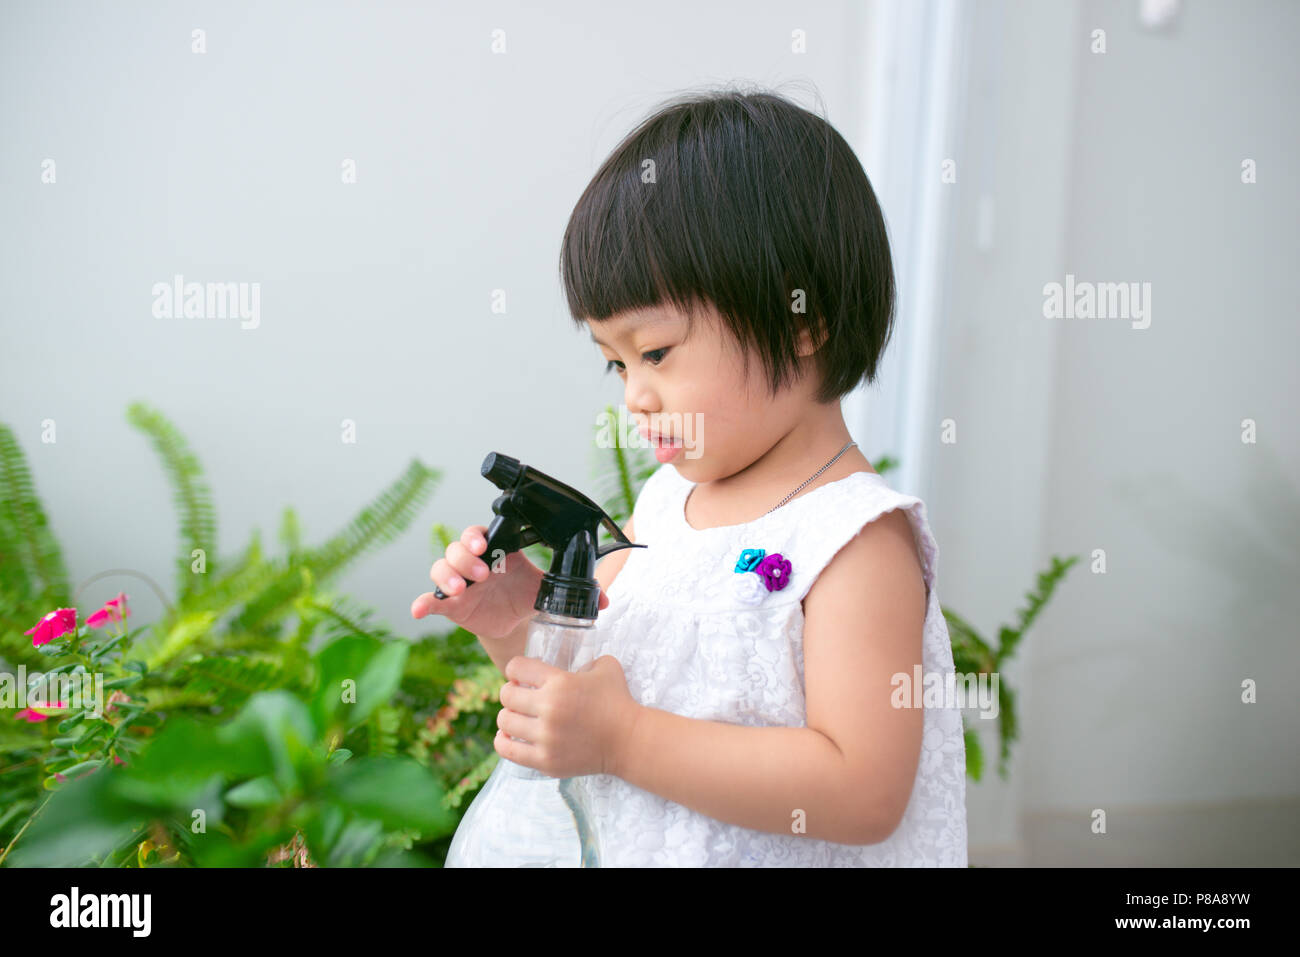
[795,320,828,358]
[782,269,827,358]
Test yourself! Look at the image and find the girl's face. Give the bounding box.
[587,303,818,482]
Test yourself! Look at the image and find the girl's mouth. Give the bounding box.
[652,437,683,463]
[639,428,684,463]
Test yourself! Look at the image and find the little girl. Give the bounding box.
[414,87,967,867]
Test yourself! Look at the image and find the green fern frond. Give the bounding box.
[590,412,657,530]
[996,683,1018,777]
[302,595,395,644]
[942,607,997,675]
[441,746,499,810]
[226,561,313,636]
[229,464,437,634]
[0,625,51,672]
[430,523,455,555]
[368,704,400,757]
[136,533,281,666]
[125,403,217,599]
[963,723,983,781]
[401,640,461,690]
[279,507,302,555]
[600,404,638,519]
[172,655,288,708]
[0,423,70,612]
[871,455,900,476]
[423,627,492,674]
[998,554,1079,663]
[305,460,440,583]
[143,610,219,671]
[167,529,267,619]
[446,663,502,718]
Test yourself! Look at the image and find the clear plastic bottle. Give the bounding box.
[444,611,603,867]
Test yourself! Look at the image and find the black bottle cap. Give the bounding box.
[535,573,600,621]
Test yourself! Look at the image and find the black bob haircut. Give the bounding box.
[560,85,896,405]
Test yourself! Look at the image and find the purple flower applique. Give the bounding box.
[754,553,792,592]
[730,547,792,603]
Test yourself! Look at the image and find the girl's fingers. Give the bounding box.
[448,541,490,581]
[415,527,495,619]
[461,526,488,556]
[431,557,466,592]
[497,701,540,738]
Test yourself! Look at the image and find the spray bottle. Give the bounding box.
[441,452,644,867]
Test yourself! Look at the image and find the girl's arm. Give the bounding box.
[611,508,927,846]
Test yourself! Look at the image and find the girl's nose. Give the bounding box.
[625,383,658,418]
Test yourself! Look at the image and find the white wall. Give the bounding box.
[931,0,1300,865]
[0,0,873,632]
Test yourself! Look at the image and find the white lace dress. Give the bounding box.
[570,463,968,866]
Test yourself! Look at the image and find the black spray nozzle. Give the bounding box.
[432,452,645,620]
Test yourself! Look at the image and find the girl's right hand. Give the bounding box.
[409,525,609,640]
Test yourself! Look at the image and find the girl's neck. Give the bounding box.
[684,408,874,527]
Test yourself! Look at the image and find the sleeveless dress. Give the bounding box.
[570,462,968,866]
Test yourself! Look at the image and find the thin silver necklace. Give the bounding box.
[765,440,858,514]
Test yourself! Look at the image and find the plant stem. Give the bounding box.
[0,792,54,866]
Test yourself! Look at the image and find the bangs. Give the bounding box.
[559,86,895,403]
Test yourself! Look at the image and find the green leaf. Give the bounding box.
[109,718,232,807]
[320,814,386,868]
[187,822,296,868]
[214,691,321,795]
[102,674,143,689]
[312,635,410,732]
[324,756,457,836]
[225,775,284,808]
[88,633,128,660]
[55,710,86,733]
[114,691,318,805]
[57,758,106,777]
[7,772,149,867]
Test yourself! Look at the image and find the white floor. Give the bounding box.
[968,798,1300,867]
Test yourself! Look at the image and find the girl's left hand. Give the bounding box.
[495,654,640,779]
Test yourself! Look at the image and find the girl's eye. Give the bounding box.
[603,348,669,376]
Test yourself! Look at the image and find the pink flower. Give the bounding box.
[86,593,130,629]
[25,608,77,647]
[15,700,68,722]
